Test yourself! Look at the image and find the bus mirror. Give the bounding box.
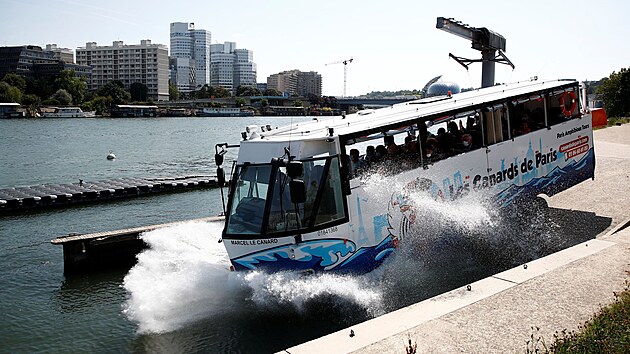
[217,167,226,186]
[287,161,303,178]
[289,179,306,204]
[215,153,224,166]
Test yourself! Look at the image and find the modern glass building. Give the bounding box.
[169,22,211,92]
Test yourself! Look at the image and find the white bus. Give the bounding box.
[215,78,594,274]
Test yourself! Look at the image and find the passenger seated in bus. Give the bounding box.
[448,121,462,141]
[349,148,367,177]
[386,142,401,157]
[425,137,443,162]
[531,107,546,130]
[436,128,457,157]
[375,145,387,160]
[516,121,531,135]
[459,134,473,152]
[463,116,482,148]
[364,145,376,165]
[404,138,418,155]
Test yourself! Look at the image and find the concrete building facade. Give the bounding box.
[45,44,74,63]
[296,71,322,97]
[76,40,169,101]
[267,70,322,97]
[169,22,211,92]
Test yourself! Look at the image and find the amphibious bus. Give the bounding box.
[215,78,594,274]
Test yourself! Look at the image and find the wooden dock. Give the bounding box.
[0,175,221,213]
[51,216,225,273]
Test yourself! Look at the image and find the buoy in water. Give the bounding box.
[106,151,116,160]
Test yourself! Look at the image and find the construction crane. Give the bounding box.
[325,57,353,97]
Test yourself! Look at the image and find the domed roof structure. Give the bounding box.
[426,81,461,97]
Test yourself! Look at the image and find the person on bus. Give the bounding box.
[375,145,387,160]
[349,148,366,177]
[448,121,462,141]
[460,134,473,152]
[364,145,376,165]
[517,121,531,135]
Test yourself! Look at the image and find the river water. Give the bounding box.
[0,117,607,353]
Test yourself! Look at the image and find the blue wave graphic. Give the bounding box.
[232,237,395,274]
[496,149,595,207]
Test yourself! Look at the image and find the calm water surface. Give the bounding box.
[0,117,607,353]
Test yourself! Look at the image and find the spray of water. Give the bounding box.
[241,270,383,316]
[123,172,556,335]
[123,221,385,335]
[122,221,235,334]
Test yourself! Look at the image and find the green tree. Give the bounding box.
[21,94,41,116]
[2,73,27,92]
[263,88,282,96]
[50,89,73,105]
[235,97,247,107]
[27,77,54,101]
[129,82,148,102]
[85,96,113,115]
[97,81,130,105]
[236,85,261,97]
[211,86,232,98]
[597,68,630,118]
[293,100,303,107]
[0,81,23,103]
[55,70,86,105]
[260,98,269,107]
[169,81,180,101]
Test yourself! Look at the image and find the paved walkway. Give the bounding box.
[284,124,630,354]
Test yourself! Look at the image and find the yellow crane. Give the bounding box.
[325,58,353,97]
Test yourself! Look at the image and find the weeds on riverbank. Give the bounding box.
[606,117,630,126]
[527,272,630,353]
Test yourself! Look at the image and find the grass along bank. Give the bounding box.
[527,271,630,353]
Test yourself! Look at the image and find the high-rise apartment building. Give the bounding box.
[169,22,210,92]
[296,71,322,97]
[267,70,322,97]
[76,40,169,101]
[210,42,257,94]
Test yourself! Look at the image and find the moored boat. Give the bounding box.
[42,107,95,118]
[198,107,254,117]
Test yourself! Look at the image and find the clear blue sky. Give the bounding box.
[1,0,628,96]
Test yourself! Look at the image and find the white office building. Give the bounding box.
[76,40,169,101]
[210,42,257,94]
[169,22,211,92]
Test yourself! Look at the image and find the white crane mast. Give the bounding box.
[325,57,353,97]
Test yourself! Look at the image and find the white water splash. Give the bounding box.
[241,270,384,316]
[123,220,385,334]
[122,221,234,334]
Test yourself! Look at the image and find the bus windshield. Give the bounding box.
[225,156,347,237]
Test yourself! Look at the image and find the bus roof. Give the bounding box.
[258,79,578,143]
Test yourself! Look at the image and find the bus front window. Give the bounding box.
[267,156,347,233]
[226,164,272,234]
